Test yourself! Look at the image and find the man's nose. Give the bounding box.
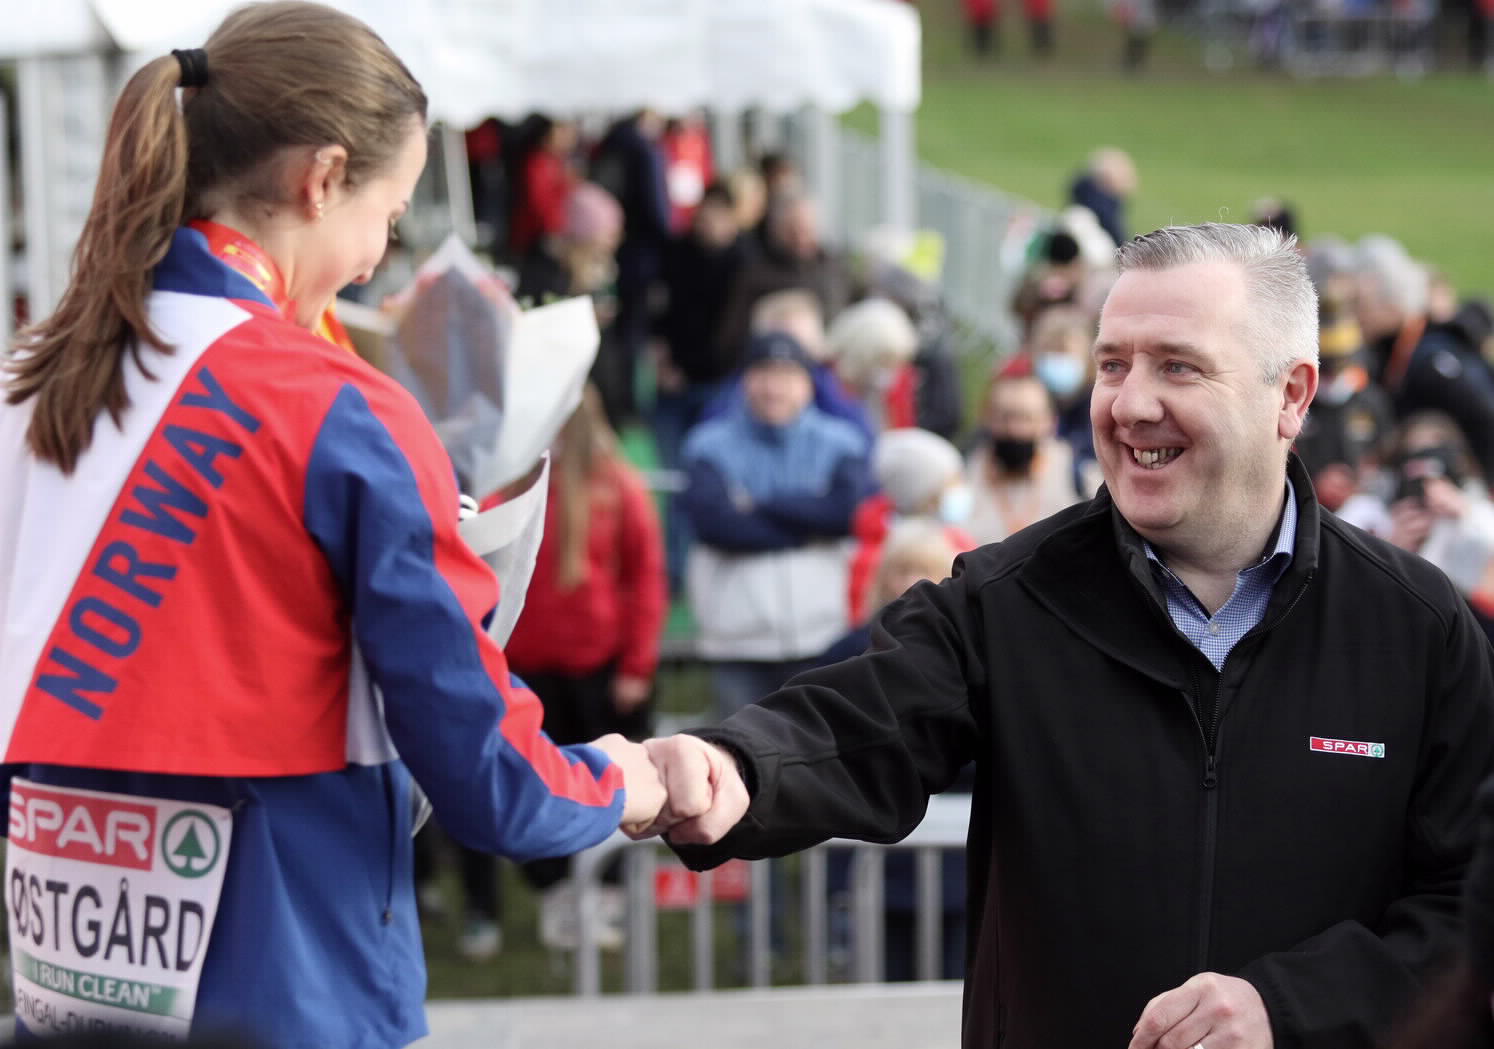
[1109,369,1165,427]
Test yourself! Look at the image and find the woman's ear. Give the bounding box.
[296,144,350,221]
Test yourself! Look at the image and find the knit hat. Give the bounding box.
[873,428,964,515]
[742,330,815,374]
[563,182,623,246]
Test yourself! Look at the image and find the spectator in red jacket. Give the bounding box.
[426,382,665,959]
[506,380,666,748]
[505,383,668,947]
[508,115,578,258]
[964,0,1055,56]
[661,112,714,233]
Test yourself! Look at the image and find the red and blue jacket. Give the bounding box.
[0,227,626,1048]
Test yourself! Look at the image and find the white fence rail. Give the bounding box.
[568,792,972,997]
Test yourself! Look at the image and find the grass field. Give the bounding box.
[851,2,1494,295]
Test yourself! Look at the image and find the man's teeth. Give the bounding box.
[1132,447,1182,469]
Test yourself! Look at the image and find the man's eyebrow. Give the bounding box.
[1092,339,1208,358]
[1153,340,1208,358]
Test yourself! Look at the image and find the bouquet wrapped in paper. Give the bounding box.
[339,234,599,643]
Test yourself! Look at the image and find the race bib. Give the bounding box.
[6,779,232,1039]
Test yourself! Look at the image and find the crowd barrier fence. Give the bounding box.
[567,792,973,997]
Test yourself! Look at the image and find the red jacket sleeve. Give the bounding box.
[612,462,667,681]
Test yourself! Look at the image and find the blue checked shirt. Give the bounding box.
[1143,481,1298,670]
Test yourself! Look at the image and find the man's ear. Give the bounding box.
[295,144,350,220]
[1278,360,1318,441]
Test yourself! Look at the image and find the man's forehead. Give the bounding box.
[1097,263,1248,334]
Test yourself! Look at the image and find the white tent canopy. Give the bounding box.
[3,0,920,324]
[9,0,920,122]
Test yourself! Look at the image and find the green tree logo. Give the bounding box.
[162,811,222,878]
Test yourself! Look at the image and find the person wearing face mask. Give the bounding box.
[0,6,668,1044]
[965,373,1087,544]
[846,428,978,625]
[1033,331,1088,400]
[1026,305,1104,496]
[1291,304,1394,513]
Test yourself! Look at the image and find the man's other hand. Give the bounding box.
[1128,972,1273,1049]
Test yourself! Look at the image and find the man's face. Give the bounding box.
[744,361,814,426]
[693,200,739,250]
[776,202,820,261]
[985,377,1055,441]
[1353,272,1403,340]
[1091,260,1314,558]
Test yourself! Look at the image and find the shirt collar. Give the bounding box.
[1143,477,1298,582]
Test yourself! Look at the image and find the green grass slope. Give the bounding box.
[857,2,1493,292]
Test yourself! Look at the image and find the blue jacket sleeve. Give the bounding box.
[302,383,625,861]
[682,456,803,552]
[811,367,876,450]
[757,452,870,538]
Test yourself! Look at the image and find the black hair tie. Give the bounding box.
[172,48,209,89]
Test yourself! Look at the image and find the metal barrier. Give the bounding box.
[1280,11,1436,76]
[831,127,1045,356]
[568,792,972,996]
[1192,0,1436,75]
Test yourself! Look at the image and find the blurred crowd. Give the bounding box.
[950,0,1494,72]
[415,110,1494,973]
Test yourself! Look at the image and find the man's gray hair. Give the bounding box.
[1116,222,1318,381]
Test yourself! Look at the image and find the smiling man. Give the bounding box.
[645,223,1494,1049]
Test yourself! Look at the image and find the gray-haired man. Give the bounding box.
[643,223,1494,1049]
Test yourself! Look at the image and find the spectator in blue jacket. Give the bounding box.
[702,289,877,447]
[682,331,872,718]
[1067,147,1137,249]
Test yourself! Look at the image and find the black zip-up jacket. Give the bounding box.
[678,457,1494,1048]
